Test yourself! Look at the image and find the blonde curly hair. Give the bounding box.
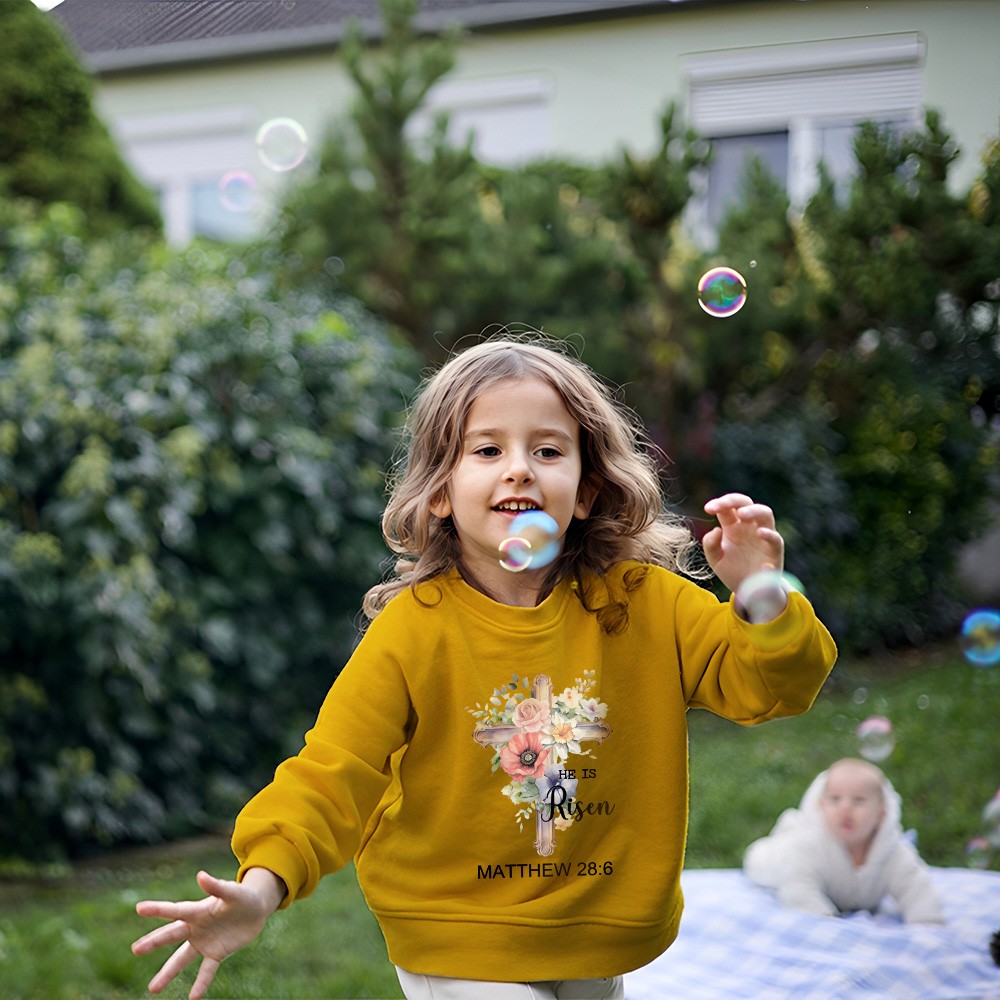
[363,335,706,629]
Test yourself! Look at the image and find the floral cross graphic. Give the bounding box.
[471,672,611,856]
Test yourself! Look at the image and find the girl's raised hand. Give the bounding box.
[702,493,784,595]
[131,868,284,1000]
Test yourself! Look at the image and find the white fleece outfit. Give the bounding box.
[742,768,944,924]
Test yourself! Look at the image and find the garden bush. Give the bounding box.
[0,199,417,861]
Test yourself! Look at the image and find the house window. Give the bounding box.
[112,106,265,245]
[683,33,925,240]
[191,177,261,243]
[407,74,553,165]
[705,131,788,229]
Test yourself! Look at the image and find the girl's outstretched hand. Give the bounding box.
[702,493,784,595]
[131,867,285,1000]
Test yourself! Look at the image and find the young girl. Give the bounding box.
[131,337,837,1000]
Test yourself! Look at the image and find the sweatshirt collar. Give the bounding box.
[433,567,575,633]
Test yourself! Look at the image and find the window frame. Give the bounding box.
[682,33,925,241]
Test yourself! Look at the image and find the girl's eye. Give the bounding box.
[537,447,562,459]
[475,446,501,457]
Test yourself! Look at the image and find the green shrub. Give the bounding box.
[0,200,417,860]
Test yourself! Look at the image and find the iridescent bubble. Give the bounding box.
[498,510,560,573]
[734,569,804,624]
[856,715,895,763]
[255,117,309,172]
[697,266,747,318]
[983,790,1000,849]
[218,170,258,212]
[965,836,993,869]
[959,608,1000,667]
[497,536,533,573]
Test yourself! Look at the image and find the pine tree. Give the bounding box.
[0,0,160,235]
[276,0,481,355]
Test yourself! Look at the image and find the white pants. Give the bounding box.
[395,966,625,1000]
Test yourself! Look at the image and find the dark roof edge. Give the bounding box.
[81,23,365,73]
[61,1,685,76]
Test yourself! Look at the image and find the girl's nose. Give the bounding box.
[503,451,534,483]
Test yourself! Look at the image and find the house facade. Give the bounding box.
[52,0,1000,246]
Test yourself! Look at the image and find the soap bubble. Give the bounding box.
[498,510,560,573]
[965,836,992,869]
[983,790,1000,848]
[697,266,747,318]
[256,117,309,172]
[856,715,895,762]
[323,256,346,277]
[218,170,258,212]
[734,569,804,624]
[959,608,1000,667]
[497,537,533,572]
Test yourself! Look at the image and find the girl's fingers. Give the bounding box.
[132,874,235,999]
[135,898,202,921]
[189,956,222,1000]
[756,527,783,546]
[703,493,753,516]
[196,870,237,901]
[701,526,722,558]
[705,496,777,535]
[132,918,189,955]
[704,492,753,510]
[148,941,199,994]
[736,503,776,526]
[136,890,218,927]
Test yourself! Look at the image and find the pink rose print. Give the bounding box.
[512,697,551,733]
[499,732,549,780]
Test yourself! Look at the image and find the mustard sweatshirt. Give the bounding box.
[232,562,837,981]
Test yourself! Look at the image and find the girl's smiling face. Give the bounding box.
[430,377,594,603]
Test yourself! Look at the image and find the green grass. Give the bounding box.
[1,648,997,999]
[687,645,1000,868]
[0,839,403,1000]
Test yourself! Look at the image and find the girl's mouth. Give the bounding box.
[492,500,541,513]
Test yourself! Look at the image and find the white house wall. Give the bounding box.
[443,0,997,187]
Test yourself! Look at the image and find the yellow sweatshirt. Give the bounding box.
[232,562,837,981]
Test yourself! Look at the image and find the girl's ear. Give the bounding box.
[574,475,601,519]
[429,488,452,519]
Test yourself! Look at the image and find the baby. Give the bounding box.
[743,757,944,923]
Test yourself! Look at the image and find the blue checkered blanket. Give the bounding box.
[625,868,1000,999]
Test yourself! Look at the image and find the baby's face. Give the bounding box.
[819,765,885,852]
